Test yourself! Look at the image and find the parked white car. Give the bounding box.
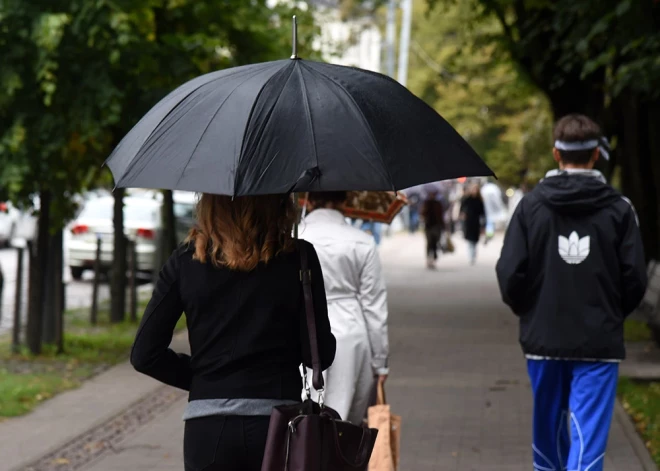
[129,190,197,242]
[173,191,196,242]
[67,196,162,280]
[480,182,509,231]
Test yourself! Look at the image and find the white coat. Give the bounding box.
[300,209,389,424]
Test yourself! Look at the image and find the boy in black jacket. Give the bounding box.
[496,114,647,471]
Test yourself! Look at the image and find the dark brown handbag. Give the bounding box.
[261,243,378,471]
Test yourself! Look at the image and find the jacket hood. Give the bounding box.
[535,169,621,215]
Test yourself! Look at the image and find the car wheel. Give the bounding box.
[71,267,84,281]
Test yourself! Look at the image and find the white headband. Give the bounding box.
[554,138,610,161]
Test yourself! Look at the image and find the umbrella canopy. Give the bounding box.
[298,191,407,224]
[404,181,448,201]
[106,59,494,196]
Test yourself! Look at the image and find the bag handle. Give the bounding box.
[376,381,387,406]
[327,416,374,468]
[299,242,325,391]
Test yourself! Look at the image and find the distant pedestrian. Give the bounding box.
[303,192,389,425]
[506,183,527,226]
[496,114,648,471]
[422,190,445,269]
[459,184,485,265]
[360,220,383,246]
[130,194,336,471]
[480,181,506,245]
[407,193,421,233]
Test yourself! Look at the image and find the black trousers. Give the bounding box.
[184,415,271,471]
[425,227,441,260]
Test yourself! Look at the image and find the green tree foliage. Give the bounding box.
[0,0,320,349]
[406,0,554,186]
[427,0,660,259]
[348,0,659,257]
[0,0,318,226]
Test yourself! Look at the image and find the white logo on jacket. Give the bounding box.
[558,231,590,265]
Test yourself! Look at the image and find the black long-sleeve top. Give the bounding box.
[130,240,336,402]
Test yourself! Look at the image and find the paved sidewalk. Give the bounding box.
[3,234,656,471]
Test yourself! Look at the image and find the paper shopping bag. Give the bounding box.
[368,383,401,471]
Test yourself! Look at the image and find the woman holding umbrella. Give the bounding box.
[301,191,389,425]
[130,193,336,471]
[107,21,493,467]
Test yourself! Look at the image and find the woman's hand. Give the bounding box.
[378,374,388,385]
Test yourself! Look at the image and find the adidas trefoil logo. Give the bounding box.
[558,231,590,265]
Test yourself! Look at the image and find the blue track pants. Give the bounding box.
[527,360,619,471]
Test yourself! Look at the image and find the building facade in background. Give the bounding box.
[270,0,383,72]
[311,1,382,72]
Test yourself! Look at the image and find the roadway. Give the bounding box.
[0,245,111,337]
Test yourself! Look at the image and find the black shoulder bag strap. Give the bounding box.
[299,242,325,392]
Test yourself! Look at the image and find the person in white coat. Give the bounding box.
[301,192,389,425]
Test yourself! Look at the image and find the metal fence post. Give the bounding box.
[90,237,101,325]
[129,238,137,323]
[0,264,3,338]
[54,231,64,354]
[12,246,24,353]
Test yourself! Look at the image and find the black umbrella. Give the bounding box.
[106,25,493,196]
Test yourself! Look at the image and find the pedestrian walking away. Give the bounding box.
[407,193,421,234]
[301,192,389,425]
[460,183,485,265]
[422,190,445,269]
[360,220,384,246]
[496,113,648,471]
[130,194,336,471]
[480,180,505,245]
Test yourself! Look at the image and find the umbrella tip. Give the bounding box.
[291,15,299,60]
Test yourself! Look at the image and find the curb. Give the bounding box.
[4,332,189,471]
[614,400,658,471]
[7,379,166,471]
[16,385,186,471]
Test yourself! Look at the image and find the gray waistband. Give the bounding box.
[183,398,298,421]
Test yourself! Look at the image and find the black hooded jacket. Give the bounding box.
[496,170,647,360]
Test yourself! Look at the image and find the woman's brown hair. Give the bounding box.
[186,194,297,271]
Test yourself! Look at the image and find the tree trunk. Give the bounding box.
[54,230,64,354]
[154,190,177,280]
[547,76,605,121]
[616,93,660,262]
[110,188,127,324]
[162,190,177,255]
[26,190,51,354]
[646,100,660,261]
[42,231,61,344]
[0,263,3,330]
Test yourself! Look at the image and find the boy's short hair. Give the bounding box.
[553,114,602,165]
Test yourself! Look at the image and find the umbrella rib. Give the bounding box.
[302,62,396,191]
[296,65,319,172]
[172,66,277,191]
[108,62,276,179]
[234,62,295,196]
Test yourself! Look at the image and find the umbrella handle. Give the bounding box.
[291,167,320,193]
